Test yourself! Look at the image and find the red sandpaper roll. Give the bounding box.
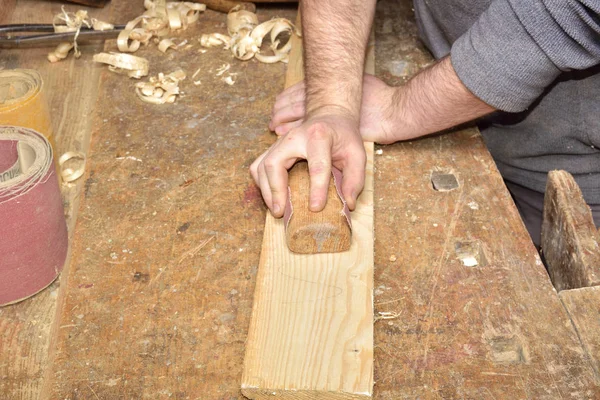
[0,126,68,306]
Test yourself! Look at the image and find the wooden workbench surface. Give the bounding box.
[1,0,598,399]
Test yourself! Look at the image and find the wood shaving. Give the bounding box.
[135,69,186,104]
[215,63,230,76]
[200,33,231,48]
[227,8,258,36]
[158,38,176,53]
[118,0,206,53]
[93,52,149,79]
[48,7,114,61]
[202,10,299,64]
[58,151,86,183]
[222,75,236,86]
[192,67,202,85]
[48,42,74,63]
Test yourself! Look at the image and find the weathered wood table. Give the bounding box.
[1,0,598,399]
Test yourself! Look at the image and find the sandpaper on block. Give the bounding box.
[284,161,352,254]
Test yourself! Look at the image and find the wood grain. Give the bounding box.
[559,286,600,384]
[0,0,16,23]
[541,170,600,291]
[370,2,600,397]
[241,14,375,399]
[39,5,299,399]
[0,1,112,399]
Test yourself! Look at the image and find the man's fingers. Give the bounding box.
[258,132,306,217]
[340,148,366,210]
[263,157,294,218]
[249,150,268,184]
[306,125,333,212]
[274,81,305,111]
[257,163,273,211]
[270,101,306,131]
[274,119,304,136]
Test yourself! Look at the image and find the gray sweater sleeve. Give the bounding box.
[451,0,600,112]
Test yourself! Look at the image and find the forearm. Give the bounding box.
[390,56,496,141]
[301,0,376,118]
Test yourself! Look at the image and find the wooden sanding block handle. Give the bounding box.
[284,161,352,254]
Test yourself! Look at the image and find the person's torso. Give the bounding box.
[412,0,600,203]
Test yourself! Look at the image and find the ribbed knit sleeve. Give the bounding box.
[451,0,600,112]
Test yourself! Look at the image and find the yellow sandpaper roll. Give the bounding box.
[0,69,54,148]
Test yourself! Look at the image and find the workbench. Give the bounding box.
[1,0,598,399]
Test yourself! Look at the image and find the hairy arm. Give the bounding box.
[301,0,375,118]
[250,0,377,217]
[385,56,496,142]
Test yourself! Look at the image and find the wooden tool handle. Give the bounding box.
[285,161,352,253]
[195,0,256,13]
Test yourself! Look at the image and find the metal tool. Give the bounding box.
[0,24,125,49]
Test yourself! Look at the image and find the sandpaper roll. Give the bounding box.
[0,126,68,306]
[0,69,55,148]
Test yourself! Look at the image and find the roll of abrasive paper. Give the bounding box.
[0,126,67,306]
[0,69,55,147]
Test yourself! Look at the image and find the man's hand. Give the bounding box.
[269,75,400,144]
[270,57,497,146]
[250,0,376,218]
[250,108,366,218]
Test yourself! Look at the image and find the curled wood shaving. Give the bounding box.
[117,0,206,53]
[49,7,114,61]
[48,42,74,63]
[58,151,86,183]
[199,33,231,48]
[249,18,298,63]
[93,52,149,79]
[227,8,258,36]
[158,38,176,53]
[203,10,298,64]
[135,69,186,104]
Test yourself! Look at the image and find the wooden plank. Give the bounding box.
[241,14,375,399]
[541,170,600,291]
[0,1,113,398]
[560,286,600,384]
[370,0,600,398]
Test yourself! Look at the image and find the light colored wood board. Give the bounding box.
[541,170,600,291]
[0,2,113,399]
[242,13,375,399]
[242,141,374,400]
[560,286,600,384]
